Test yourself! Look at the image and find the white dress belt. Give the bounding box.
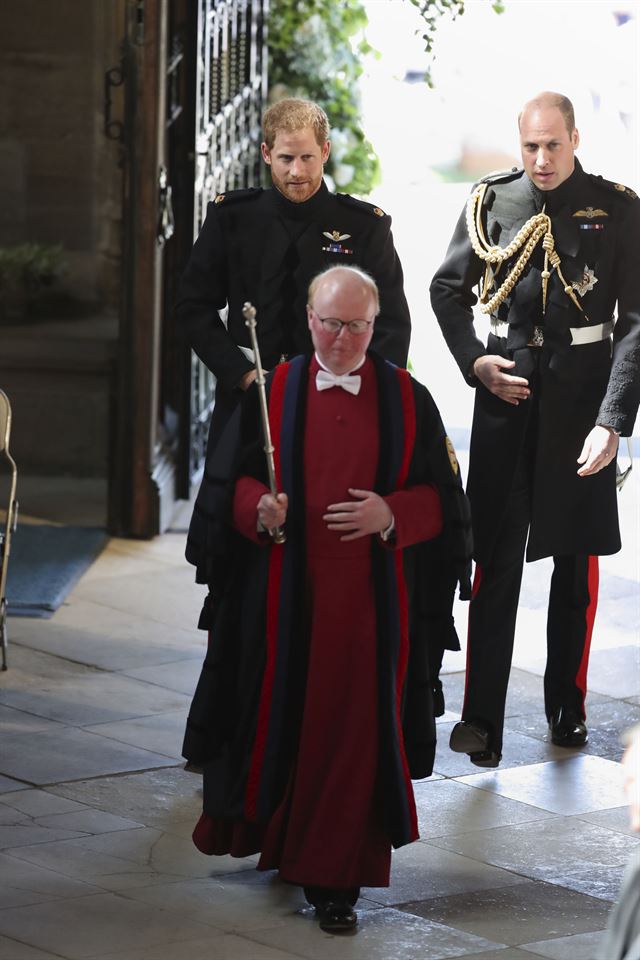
[490,320,614,345]
[570,321,614,345]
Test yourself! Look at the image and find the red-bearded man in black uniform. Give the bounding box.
[430,91,640,768]
[183,266,472,933]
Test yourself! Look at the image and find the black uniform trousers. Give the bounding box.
[462,363,599,755]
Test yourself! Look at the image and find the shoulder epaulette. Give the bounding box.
[479,166,523,186]
[590,175,638,202]
[335,193,388,218]
[211,187,263,206]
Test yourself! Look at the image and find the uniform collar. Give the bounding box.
[270,179,329,221]
[527,158,585,214]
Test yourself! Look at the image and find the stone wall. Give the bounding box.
[0,0,126,310]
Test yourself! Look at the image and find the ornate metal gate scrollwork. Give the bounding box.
[188,0,268,485]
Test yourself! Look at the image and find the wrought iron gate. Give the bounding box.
[110,0,267,534]
[186,0,268,489]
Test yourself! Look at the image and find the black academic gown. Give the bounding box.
[182,351,472,849]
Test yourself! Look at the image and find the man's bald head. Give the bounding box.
[307,266,378,375]
[519,91,576,136]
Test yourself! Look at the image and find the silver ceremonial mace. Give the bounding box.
[242,302,286,544]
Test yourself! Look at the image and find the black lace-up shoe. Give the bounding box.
[315,900,358,933]
[470,749,501,768]
[549,707,588,746]
[449,720,491,754]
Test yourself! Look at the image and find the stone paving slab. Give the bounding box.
[574,805,638,838]
[0,789,88,817]
[519,929,605,959]
[413,778,556,840]
[456,755,625,816]
[0,775,28,795]
[398,879,611,946]
[0,704,66,737]
[121,657,202,694]
[428,816,640,902]
[3,825,258,892]
[0,851,104,910]
[72,565,205,632]
[0,727,179,785]
[84,709,188,760]
[364,842,528,906]
[0,671,190,729]
[47,767,202,829]
[446,951,550,960]
[93,935,304,960]
[9,601,204,671]
[244,904,503,960]
[116,872,316,935]
[0,893,223,960]
[0,935,64,960]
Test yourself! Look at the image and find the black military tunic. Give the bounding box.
[175,180,411,391]
[431,159,640,564]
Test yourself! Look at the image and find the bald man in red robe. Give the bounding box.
[184,266,471,933]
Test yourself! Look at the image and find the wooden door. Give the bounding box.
[111,0,267,536]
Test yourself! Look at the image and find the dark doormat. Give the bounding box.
[5,524,109,617]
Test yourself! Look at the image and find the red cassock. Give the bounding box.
[194,357,442,888]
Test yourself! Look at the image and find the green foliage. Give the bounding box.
[408,0,504,86]
[0,243,65,291]
[267,0,380,196]
[0,244,66,321]
[267,0,505,192]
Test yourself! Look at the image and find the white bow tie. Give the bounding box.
[315,369,362,395]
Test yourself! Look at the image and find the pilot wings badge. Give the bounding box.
[322,230,353,254]
[571,266,598,297]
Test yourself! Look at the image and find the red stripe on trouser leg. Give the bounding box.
[462,563,483,709]
[575,555,598,716]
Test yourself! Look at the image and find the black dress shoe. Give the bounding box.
[470,749,501,768]
[304,885,359,907]
[315,900,358,933]
[549,707,588,746]
[449,720,491,754]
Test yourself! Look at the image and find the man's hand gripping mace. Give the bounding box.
[242,302,286,544]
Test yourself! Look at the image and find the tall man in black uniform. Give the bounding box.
[430,91,640,767]
[175,97,411,579]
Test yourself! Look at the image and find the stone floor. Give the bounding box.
[0,463,639,960]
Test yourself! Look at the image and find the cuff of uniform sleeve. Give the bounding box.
[379,516,396,543]
[597,423,621,436]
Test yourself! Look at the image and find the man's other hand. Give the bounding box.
[239,370,258,391]
[473,355,530,405]
[324,489,393,541]
[577,425,619,477]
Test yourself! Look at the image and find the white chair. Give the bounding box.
[0,389,18,670]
